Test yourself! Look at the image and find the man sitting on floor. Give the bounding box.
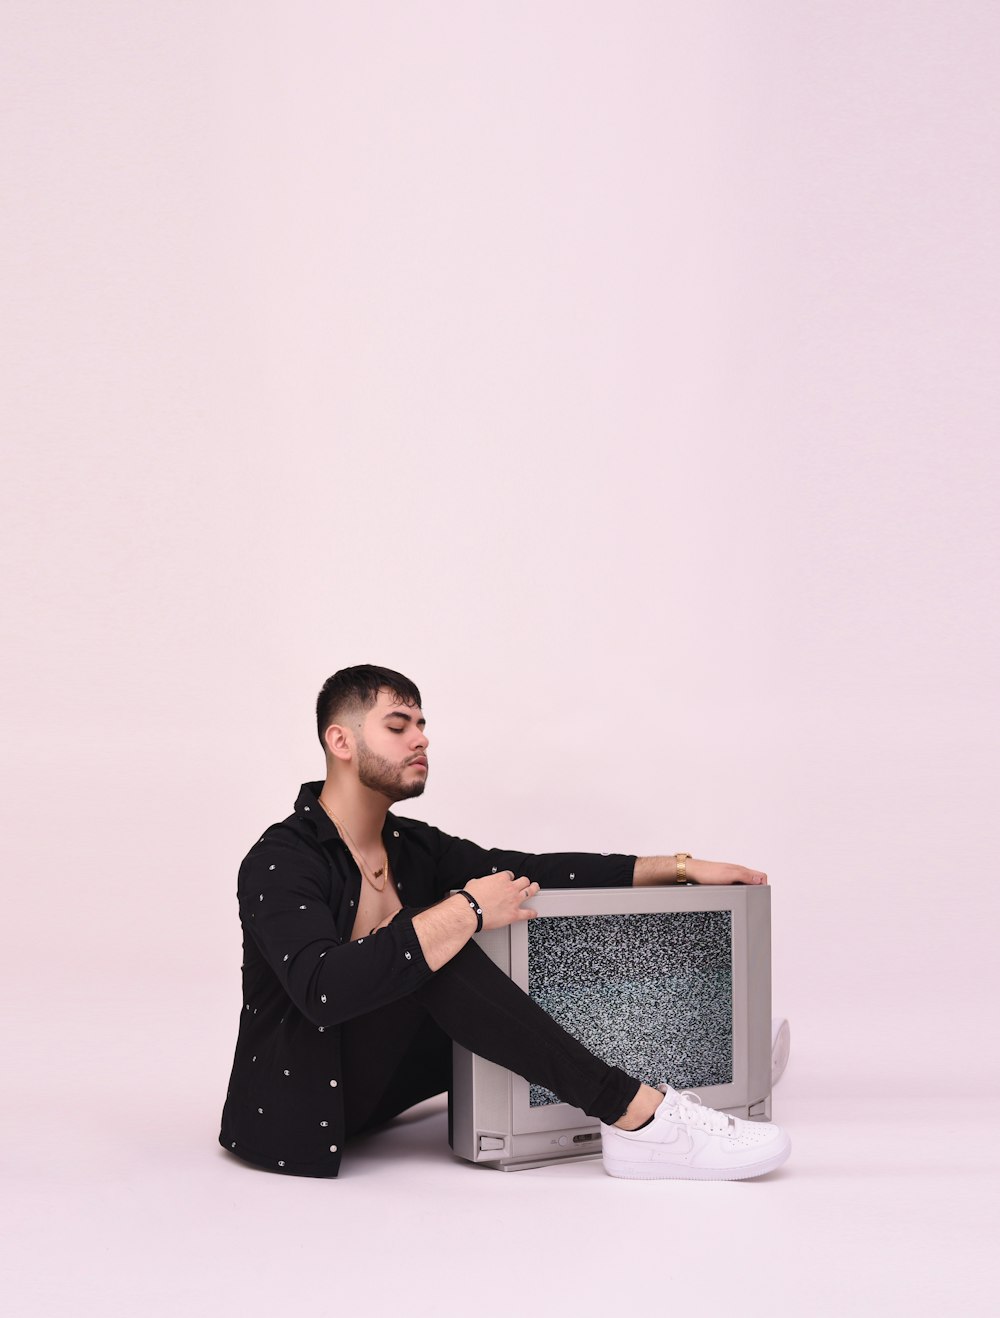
[219,664,791,1181]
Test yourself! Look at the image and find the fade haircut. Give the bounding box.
[316,665,423,754]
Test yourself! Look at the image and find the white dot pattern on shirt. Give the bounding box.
[241,798,447,1165]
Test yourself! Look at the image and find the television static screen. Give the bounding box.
[526,910,733,1106]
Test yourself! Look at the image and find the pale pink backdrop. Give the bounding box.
[3,3,997,1314]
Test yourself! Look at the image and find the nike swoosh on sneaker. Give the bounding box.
[651,1128,695,1160]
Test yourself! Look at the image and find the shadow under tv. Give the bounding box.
[449,883,773,1172]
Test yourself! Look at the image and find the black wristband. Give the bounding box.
[454,888,484,933]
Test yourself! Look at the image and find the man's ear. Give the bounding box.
[323,723,354,761]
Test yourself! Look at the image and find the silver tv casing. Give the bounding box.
[449,884,772,1172]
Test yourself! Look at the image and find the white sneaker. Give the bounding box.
[601,1084,791,1181]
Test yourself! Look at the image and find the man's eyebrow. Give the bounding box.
[382,711,426,727]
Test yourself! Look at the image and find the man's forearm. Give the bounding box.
[412,894,478,972]
[633,856,768,886]
[633,856,684,886]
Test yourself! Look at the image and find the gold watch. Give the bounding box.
[674,853,692,884]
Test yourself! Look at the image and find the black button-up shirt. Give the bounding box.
[219,780,638,1177]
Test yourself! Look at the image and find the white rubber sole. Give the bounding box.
[603,1134,792,1182]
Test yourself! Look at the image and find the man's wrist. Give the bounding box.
[452,889,482,930]
[632,856,692,886]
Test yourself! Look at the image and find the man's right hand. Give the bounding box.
[463,871,540,931]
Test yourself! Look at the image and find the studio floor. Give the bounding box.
[5,1001,994,1318]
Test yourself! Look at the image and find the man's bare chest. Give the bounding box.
[350,877,403,940]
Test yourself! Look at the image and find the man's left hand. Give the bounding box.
[688,859,767,885]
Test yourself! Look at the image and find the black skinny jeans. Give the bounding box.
[340,936,642,1141]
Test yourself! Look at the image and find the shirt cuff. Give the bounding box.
[387,905,434,980]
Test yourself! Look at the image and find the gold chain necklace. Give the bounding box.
[317,795,389,893]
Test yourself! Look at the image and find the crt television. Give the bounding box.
[449,883,773,1172]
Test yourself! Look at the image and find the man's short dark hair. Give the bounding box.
[316,665,423,753]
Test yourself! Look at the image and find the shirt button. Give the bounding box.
[349,899,354,907]
[569,872,575,880]
[330,1145,338,1153]
[393,831,399,838]
[404,951,411,960]
[303,806,310,811]
[278,1160,285,1167]
[330,1079,338,1087]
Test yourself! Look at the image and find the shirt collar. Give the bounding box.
[294,780,343,844]
[293,781,404,866]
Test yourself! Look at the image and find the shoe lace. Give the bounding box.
[660,1084,734,1135]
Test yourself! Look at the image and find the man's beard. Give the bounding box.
[356,739,427,802]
